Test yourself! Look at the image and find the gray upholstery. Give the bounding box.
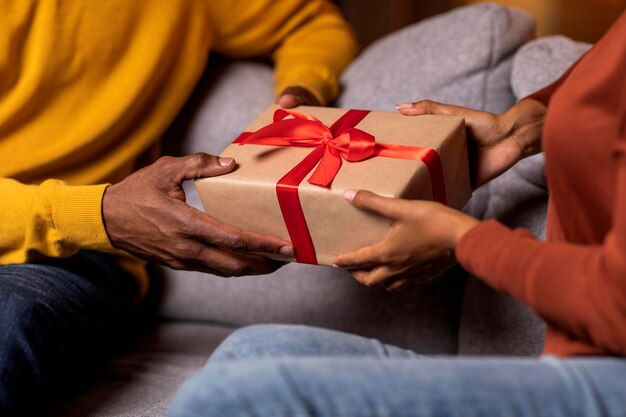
[50,5,591,417]
[338,3,535,114]
[156,264,464,352]
[511,35,592,99]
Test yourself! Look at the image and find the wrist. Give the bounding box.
[101,184,122,248]
[501,99,546,158]
[442,208,481,250]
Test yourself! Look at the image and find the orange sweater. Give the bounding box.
[457,12,626,356]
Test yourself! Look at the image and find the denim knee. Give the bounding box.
[169,362,239,417]
[0,265,59,339]
[169,359,308,417]
[210,324,417,363]
[209,324,313,362]
[0,258,135,415]
[0,290,41,360]
[0,263,88,364]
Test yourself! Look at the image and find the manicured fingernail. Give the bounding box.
[218,157,233,166]
[279,246,294,256]
[332,263,340,268]
[344,189,357,202]
[395,103,413,109]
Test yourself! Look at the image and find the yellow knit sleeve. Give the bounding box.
[0,178,114,264]
[206,0,359,105]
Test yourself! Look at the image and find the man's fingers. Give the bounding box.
[182,244,283,277]
[344,190,404,219]
[237,230,294,256]
[187,209,293,256]
[157,153,236,183]
[277,94,303,109]
[278,86,321,108]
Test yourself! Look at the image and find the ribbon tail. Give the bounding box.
[308,146,342,187]
[276,145,326,264]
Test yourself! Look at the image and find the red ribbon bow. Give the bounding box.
[234,108,446,264]
[238,108,376,187]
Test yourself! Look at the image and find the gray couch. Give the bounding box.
[49,4,591,417]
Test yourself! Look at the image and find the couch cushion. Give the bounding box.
[337,3,535,114]
[511,35,592,99]
[155,264,465,354]
[49,322,232,417]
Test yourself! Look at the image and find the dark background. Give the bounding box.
[334,0,625,47]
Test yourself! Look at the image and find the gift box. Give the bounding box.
[195,105,471,266]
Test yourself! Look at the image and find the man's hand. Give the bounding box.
[277,86,321,108]
[102,153,293,276]
[396,99,546,188]
[333,190,479,292]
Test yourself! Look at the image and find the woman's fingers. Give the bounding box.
[344,190,405,219]
[333,242,388,269]
[395,100,465,117]
[383,278,412,293]
[349,259,453,290]
[350,265,397,287]
[396,100,496,132]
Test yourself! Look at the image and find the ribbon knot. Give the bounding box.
[239,109,376,187]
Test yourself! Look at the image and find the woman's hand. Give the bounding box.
[333,190,479,292]
[396,99,546,188]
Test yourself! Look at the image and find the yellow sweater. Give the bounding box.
[0,0,358,294]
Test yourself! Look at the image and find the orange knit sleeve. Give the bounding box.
[456,144,626,355]
[206,0,358,105]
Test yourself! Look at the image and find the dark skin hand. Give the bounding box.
[102,85,316,276]
[277,86,321,108]
[102,153,293,277]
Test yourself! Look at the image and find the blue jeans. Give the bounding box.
[0,251,137,417]
[169,324,626,417]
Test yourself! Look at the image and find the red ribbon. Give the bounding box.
[234,109,446,264]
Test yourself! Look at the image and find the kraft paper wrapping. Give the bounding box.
[195,105,471,266]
